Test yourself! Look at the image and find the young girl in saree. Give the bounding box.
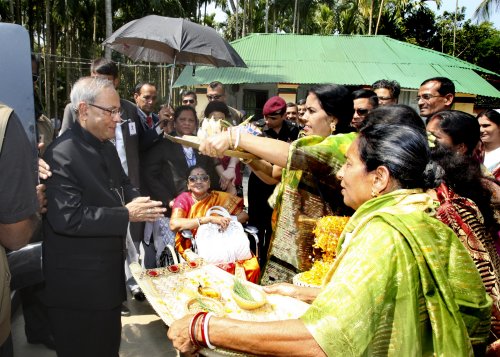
[169,122,491,357]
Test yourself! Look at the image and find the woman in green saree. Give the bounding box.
[169,122,491,356]
[201,84,356,284]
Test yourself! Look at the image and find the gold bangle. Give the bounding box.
[240,158,253,164]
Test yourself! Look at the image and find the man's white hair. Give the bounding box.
[70,76,115,113]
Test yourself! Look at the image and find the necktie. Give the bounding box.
[146,115,153,128]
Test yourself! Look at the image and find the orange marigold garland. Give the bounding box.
[299,216,349,286]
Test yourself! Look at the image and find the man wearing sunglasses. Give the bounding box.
[181,90,198,108]
[206,81,243,125]
[417,77,455,122]
[351,89,379,130]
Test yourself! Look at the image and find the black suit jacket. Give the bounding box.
[136,111,163,152]
[61,100,144,243]
[140,135,221,216]
[42,122,140,310]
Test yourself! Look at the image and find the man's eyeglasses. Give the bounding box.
[416,94,443,102]
[377,96,393,101]
[188,174,210,183]
[207,94,222,101]
[88,103,123,117]
[141,95,157,102]
[354,108,369,116]
[182,99,195,104]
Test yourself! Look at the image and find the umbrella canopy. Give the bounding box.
[103,15,246,68]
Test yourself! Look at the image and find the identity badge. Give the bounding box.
[129,122,137,135]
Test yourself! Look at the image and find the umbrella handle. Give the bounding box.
[168,54,176,107]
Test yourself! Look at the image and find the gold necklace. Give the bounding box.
[191,192,209,203]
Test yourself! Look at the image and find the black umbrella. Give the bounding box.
[103,15,246,103]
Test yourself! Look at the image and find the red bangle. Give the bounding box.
[200,311,209,348]
[189,312,205,348]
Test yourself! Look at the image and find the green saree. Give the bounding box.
[301,189,491,356]
[260,133,356,285]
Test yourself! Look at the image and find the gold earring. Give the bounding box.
[331,123,336,134]
[371,188,379,198]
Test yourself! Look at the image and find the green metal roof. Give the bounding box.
[174,34,500,98]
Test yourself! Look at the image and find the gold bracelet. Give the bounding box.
[239,158,253,164]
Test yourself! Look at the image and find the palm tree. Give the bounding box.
[474,0,500,21]
[314,4,334,35]
[105,0,112,59]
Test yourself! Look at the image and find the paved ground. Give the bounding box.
[11,291,178,357]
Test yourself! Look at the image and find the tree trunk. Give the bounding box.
[105,0,112,59]
[51,23,57,119]
[242,0,246,37]
[9,0,14,22]
[45,0,52,118]
[27,0,34,48]
[368,0,374,35]
[93,0,97,42]
[375,0,384,35]
[228,0,239,39]
[14,0,21,24]
[452,0,458,56]
[204,1,208,24]
[293,0,298,34]
[265,0,269,33]
[296,6,299,34]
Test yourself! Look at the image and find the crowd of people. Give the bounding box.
[1,55,500,357]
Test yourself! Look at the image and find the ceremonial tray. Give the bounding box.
[130,262,310,357]
[164,134,257,160]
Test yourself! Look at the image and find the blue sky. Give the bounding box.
[206,1,500,29]
[428,0,500,28]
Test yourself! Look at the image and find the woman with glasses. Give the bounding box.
[201,84,356,284]
[169,166,259,282]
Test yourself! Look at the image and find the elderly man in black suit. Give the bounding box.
[42,77,165,357]
[60,59,146,311]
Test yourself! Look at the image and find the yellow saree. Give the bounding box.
[172,191,259,282]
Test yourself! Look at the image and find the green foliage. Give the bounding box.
[476,34,500,74]
[314,4,334,35]
[3,0,499,118]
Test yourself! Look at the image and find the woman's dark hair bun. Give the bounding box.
[422,161,444,189]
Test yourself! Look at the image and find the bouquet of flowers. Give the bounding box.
[197,115,261,141]
[297,216,349,287]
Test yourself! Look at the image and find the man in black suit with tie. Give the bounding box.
[60,59,146,311]
[133,82,164,152]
